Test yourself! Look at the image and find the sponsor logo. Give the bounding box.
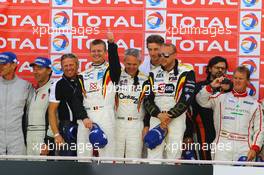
[147,12,164,29]
[240,36,257,54]
[169,76,177,82]
[241,59,257,75]
[158,83,175,93]
[97,71,104,80]
[83,72,94,80]
[51,58,63,75]
[52,34,69,51]
[247,82,256,96]
[242,0,259,7]
[241,13,258,30]
[148,0,163,6]
[223,116,235,120]
[53,11,70,28]
[118,93,138,104]
[54,0,68,5]
[243,101,254,105]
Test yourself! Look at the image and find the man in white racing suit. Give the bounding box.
[144,43,196,160]
[77,39,119,158]
[196,66,264,161]
[107,33,149,159]
[26,57,54,156]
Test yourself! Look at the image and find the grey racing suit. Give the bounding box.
[196,85,264,161]
[0,76,31,155]
[26,80,53,155]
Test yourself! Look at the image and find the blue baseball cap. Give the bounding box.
[144,124,167,150]
[238,156,248,161]
[30,57,51,68]
[0,52,18,64]
[64,124,78,143]
[89,123,108,149]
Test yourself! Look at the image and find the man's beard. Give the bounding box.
[212,72,224,79]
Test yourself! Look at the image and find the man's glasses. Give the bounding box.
[158,52,175,58]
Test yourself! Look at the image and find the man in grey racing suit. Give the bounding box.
[0,52,31,155]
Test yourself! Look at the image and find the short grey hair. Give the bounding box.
[124,48,141,61]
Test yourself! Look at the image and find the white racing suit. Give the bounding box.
[107,42,149,159]
[115,71,148,159]
[26,80,53,155]
[144,63,196,160]
[0,76,31,155]
[196,85,264,161]
[77,61,116,158]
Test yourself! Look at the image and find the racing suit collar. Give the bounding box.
[232,89,247,97]
[92,60,106,68]
[0,75,18,84]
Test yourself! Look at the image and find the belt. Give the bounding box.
[27,125,46,131]
[220,130,248,141]
[117,116,139,121]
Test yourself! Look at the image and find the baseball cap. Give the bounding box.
[30,57,51,68]
[89,123,108,148]
[144,124,167,150]
[0,52,18,64]
[64,123,78,143]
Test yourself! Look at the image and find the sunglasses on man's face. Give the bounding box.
[158,52,175,58]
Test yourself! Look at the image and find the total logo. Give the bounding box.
[240,12,260,32]
[73,13,142,28]
[242,0,259,7]
[53,10,71,28]
[240,35,260,55]
[146,0,166,8]
[51,34,71,53]
[241,0,261,9]
[247,82,257,97]
[241,59,257,75]
[51,56,63,75]
[167,14,237,29]
[145,10,166,31]
[53,0,72,6]
[167,36,236,52]
[148,0,163,6]
[239,58,259,79]
[54,0,68,5]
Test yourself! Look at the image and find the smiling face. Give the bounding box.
[124,55,141,77]
[233,71,249,93]
[90,43,106,65]
[32,65,51,85]
[0,62,16,78]
[159,45,176,69]
[61,57,78,79]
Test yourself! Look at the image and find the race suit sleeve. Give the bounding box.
[108,41,121,85]
[250,104,264,152]
[196,84,221,109]
[143,72,161,118]
[167,70,196,118]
